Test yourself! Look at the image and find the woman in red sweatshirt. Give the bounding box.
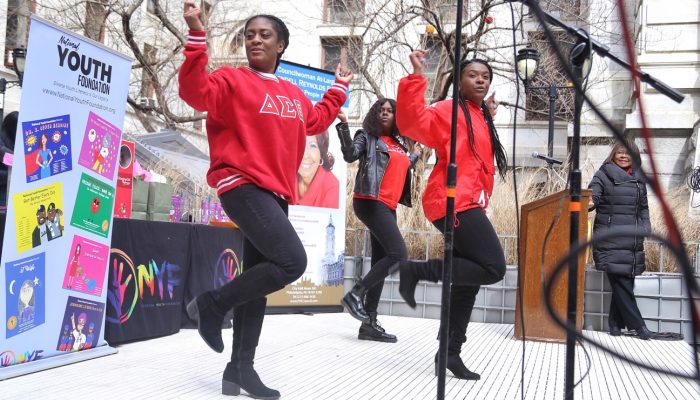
[179,3,351,398]
[395,50,507,381]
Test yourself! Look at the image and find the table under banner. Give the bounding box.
[105,218,244,344]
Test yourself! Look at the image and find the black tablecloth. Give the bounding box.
[105,218,244,344]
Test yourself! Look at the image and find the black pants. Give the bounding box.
[216,184,307,309]
[353,198,408,313]
[607,273,645,330]
[431,208,506,348]
[432,208,506,287]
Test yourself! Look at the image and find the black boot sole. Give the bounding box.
[222,380,280,399]
[186,298,224,353]
[358,333,398,343]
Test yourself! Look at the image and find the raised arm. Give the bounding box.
[305,64,352,135]
[178,1,230,113]
[395,50,443,149]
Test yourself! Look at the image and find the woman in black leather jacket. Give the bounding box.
[588,139,653,339]
[338,98,420,343]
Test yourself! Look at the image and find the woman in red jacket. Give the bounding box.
[337,100,420,343]
[179,3,351,398]
[395,50,507,381]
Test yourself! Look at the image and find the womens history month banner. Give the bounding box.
[0,16,132,378]
[267,61,348,308]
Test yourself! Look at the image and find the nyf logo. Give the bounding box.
[260,94,305,122]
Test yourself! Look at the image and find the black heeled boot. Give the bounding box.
[186,290,227,353]
[399,260,442,308]
[342,283,370,323]
[358,312,397,343]
[434,352,481,380]
[223,297,280,399]
[435,286,481,380]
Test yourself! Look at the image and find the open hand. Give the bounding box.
[335,64,353,84]
[409,50,427,76]
[485,92,498,118]
[184,1,204,31]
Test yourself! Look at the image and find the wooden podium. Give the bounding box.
[514,189,591,342]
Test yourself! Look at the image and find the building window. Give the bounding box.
[321,37,362,74]
[525,31,576,122]
[229,28,245,56]
[536,0,582,19]
[421,0,470,23]
[422,35,447,101]
[324,0,365,25]
[85,0,107,42]
[139,43,158,104]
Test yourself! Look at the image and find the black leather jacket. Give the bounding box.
[336,122,418,207]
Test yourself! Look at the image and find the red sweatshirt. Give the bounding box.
[178,31,348,202]
[396,74,495,222]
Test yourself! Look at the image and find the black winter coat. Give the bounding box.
[336,123,418,208]
[588,162,650,276]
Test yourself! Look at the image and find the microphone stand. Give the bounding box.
[437,0,464,398]
[519,1,684,400]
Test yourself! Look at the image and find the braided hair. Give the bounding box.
[362,98,408,152]
[244,15,290,72]
[458,59,508,179]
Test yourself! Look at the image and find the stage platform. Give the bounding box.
[1,313,698,399]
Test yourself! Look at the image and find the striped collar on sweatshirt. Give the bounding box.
[244,66,279,82]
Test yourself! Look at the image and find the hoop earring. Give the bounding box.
[320,159,324,166]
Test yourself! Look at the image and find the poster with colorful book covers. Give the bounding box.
[5,253,46,339]
[22,114,73,183]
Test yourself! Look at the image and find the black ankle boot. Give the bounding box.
[186,291,226,353]
[635,326,653,340]
[223,364,280,399]
[342,283,370,323]
[434,353,480,380]
[358,312,397,343]
[609,321,622,337]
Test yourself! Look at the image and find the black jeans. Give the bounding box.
[432,208,506,286]
[353,198,408,313]
[607,273,645,330]
[216,184,307,309]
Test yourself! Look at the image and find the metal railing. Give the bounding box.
[343,227,699,340]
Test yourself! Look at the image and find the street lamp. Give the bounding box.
[515,46,572,166]
[0,47,26,128]
[12,47,26,84]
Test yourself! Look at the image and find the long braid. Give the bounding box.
[481,102,508,178]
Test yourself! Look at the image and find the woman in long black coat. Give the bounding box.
[588,140,653,339]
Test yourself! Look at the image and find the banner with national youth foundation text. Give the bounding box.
[267,61,348,308]
[0,16,132,379]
